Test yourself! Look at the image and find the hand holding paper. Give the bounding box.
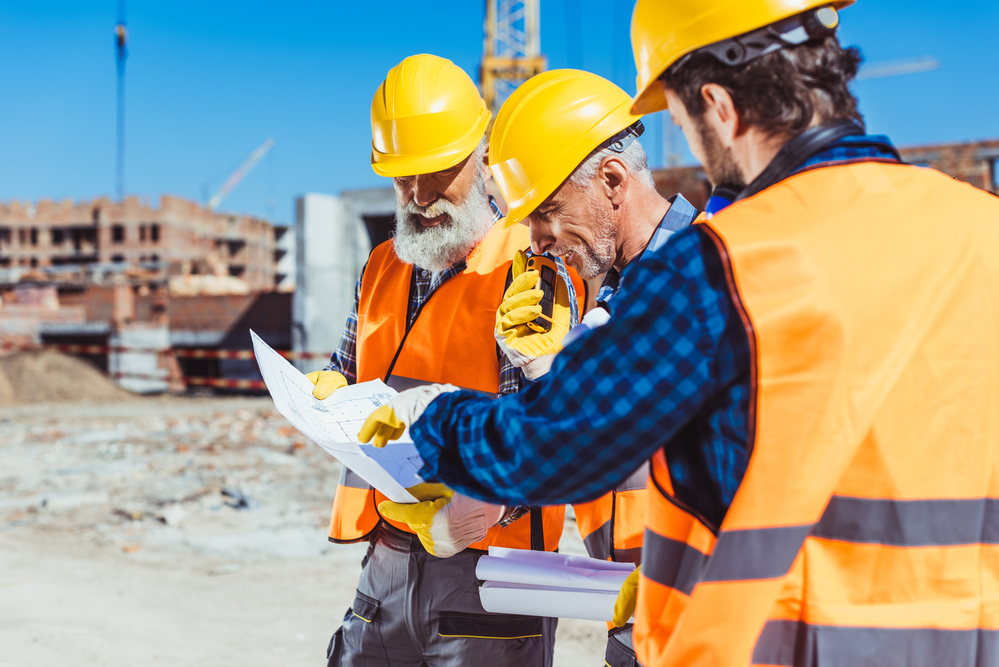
[358,383,459,447]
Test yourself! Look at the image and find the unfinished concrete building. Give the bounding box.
[0,195,284,291]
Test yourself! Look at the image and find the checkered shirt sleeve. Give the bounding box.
[411,225,752,511]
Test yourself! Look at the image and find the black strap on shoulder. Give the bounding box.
[529,506,544,551]
[383,268,432,383]
[735,119,885,203]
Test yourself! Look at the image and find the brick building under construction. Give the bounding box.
[0,194,287,291]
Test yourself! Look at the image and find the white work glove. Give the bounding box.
[378,484,505,558]
[358,383,460,447]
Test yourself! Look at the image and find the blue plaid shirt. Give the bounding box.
[411,137,899,530]
[326,197,578,397]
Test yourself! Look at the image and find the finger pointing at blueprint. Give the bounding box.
[250,330,420,503]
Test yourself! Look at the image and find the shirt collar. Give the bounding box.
[597,193,700,304]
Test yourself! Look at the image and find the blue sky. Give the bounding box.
[0,1,995,223]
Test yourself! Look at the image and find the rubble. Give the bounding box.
[0,393,607,666]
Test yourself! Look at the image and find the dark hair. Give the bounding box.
[661,36,864,138]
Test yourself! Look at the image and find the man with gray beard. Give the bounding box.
[306,54,580,667]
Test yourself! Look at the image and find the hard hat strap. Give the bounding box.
[598,120,646,156]
[673,6,840,72]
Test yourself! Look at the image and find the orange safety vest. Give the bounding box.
[573,463,647,564]
[636,161,999,666]
[329,221,578,551]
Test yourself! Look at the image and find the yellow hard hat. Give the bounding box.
[490,69,643,228]
[630,0,854,115]
[370,54,491,177]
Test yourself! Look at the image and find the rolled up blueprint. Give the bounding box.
[479,581,620,623]
[476,546,635,622]
[476,553,632,592]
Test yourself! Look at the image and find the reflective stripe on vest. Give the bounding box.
[574,462,649,564]
[635,162,999,666]
[329,221,574,550]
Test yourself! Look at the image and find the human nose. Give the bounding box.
[412,175,440,208]
[530,225,554,255]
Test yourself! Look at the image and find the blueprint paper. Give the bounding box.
[476,554,634,592]
[250,330,419,502]
[485,546,634,572]
[476,547,635,622]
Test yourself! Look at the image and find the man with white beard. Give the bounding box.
[308,54,579,667]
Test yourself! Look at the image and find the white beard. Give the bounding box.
[392,176,493,273]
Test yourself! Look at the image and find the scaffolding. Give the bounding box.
[480,0,546,121]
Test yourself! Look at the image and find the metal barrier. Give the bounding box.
[0,341,331,391]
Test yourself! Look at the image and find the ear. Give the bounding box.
[597,156,630,208]
[481,143,493,183]
[700,83,743,145]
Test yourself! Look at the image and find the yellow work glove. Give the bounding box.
[612,565,640,627]
[306,370,348,400]
[378,483,505,558]
[495,250,572,380]
[357,384,460,447]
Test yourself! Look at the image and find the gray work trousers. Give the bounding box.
[605,625,640,667]
[327,524,557,667]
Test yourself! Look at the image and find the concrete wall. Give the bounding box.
[292,189,395,372]
[109,325,171,394]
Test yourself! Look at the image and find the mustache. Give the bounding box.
[403,197,459,220]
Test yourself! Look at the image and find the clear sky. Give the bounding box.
[0,1,996,223]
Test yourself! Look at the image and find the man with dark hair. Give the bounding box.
[361,3,999,666]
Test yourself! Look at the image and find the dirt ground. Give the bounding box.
[0,394,608,666]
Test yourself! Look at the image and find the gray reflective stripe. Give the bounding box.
[338,466,372,491]
[612,546,642,566]
[641,528,709,596]
[617,462,649,493]
[583,520,612,561]
[752,619,999,667]
[813,496,999,546]
[702,524,812,583]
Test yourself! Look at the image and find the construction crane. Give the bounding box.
[205,139,274,211]
[857,55,940,81]
[480,0,546,121]
[114,0,128,201]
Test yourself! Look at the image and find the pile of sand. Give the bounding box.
[0,350,135,405]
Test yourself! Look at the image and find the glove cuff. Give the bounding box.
[521,355,555,381]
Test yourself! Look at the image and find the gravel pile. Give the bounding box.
[0,350,134,405]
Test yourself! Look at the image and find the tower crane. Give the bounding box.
[480,0,546,121]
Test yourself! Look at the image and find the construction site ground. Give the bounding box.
[0,375,608,666]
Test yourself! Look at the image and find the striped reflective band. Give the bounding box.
[618,462,649,493]
[338,467,372,490]
[642,529,710,595]
[583,520,612,561]
[702,524,813,583]
[645,496,999,593]
[753,619,999,667]
[813,496,999,546]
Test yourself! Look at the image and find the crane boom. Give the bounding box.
[207,138,274,211]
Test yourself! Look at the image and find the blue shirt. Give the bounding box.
[411,137,897,530]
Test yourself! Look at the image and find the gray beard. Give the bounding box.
[392,178,493,273]
[550,188,618,280]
